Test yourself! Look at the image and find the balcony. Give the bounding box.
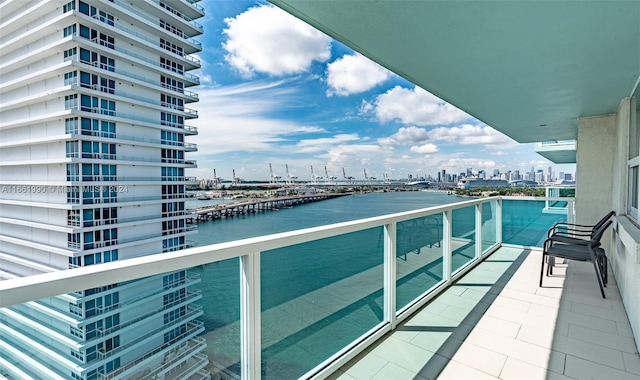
[534,140,577,164]
[1,196,638,379]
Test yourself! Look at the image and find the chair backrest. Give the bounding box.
[588,219,613,247]
[591,210,616,232]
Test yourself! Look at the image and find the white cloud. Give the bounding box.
[378,126,429,147]
[428,124,517,148]
[373,86,471,126]
[410,143,439,154]
[295,134,361,153]
[189,80,325,156]
[326,54,392,96]
[223,5,332,77]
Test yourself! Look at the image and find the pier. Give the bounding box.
[188,193,351,222]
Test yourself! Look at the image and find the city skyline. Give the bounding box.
[187,0,576,182]
[195,163,574,184]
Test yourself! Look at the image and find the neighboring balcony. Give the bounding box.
[535,140,577,164]
[1,196,639,379]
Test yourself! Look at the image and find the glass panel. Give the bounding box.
[629,166,638,217]
[481,201,497,253]
[261,228,384,379]
[396,213,444,311]
[194,258,241,378]
[451,206,477,273]
[502,199,567,247]
[629,88,640,159]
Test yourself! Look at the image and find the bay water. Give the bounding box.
[189,190,469,379]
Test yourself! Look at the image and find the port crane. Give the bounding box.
[325,166,337,184]
[364,168,376,185]
[383,172,391,184]
[285,164,297,185]
[310,165,323,185]
[212,168,222,188]
[342,167,355,184]
[231,169,241,186]
[269,163,281,184]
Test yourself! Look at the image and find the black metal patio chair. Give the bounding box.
[540,219,612,298]
[547,210,615,245]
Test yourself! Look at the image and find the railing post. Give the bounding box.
[443,211,452,282]
[384,223,397,329]
[496,198,503,245]
[567,199,575,224]
[476,203,483,258]
[240,252,261,380]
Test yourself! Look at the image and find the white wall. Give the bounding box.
[576,98,640,352]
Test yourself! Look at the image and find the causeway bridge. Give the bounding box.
[188,193,351,222]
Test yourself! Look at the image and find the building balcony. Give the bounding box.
[1,196,638,379]
[534,140,577,164]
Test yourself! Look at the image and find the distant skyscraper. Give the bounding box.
[0,1,206,378]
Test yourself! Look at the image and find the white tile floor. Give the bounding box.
[327,247,640,380]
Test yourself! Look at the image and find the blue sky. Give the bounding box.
[187,0,576,182]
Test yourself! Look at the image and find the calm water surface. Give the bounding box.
[191,190,464,245]
[190,191,467,379]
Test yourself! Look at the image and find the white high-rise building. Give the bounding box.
[0,1,207,378]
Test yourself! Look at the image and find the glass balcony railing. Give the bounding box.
[0,196,572,379]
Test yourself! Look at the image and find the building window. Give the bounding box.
[83,228,117,250]
[162,236,185,252]
[161,94,184,111]
[63,24,76,37]
[160,38,183,56]
[160,57,184,75]
[162,184,184,199]
[83,207,117,227]
[164,324,187,344]
[160,20,184,38]
[71,349,84,362]
[164,305,187,324]
[63,1,76,13]
[70,326,84,339]
[105,358,121,373]
[64,47,77,61]
[69,302,83,316]
[66,140,79,158]
[65,117,79,134]
[163,271,186,289]
[161,148,184,163]
[65,94,78,110]
[80,117,115,138]
[64,71,77,86]
[68,209,80,227]
[628,90,639,219]
[161,75,184,93]
[81,141,116,159]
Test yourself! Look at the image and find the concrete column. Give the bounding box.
[575,113,616,228]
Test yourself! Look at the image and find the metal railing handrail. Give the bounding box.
[0,196,508,305]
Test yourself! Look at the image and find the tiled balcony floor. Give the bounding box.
[327,247,640,379]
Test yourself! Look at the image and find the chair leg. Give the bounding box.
[540,252,546,287]
[591,259,606,298]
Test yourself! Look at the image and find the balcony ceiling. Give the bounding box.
[268,1,640,143]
